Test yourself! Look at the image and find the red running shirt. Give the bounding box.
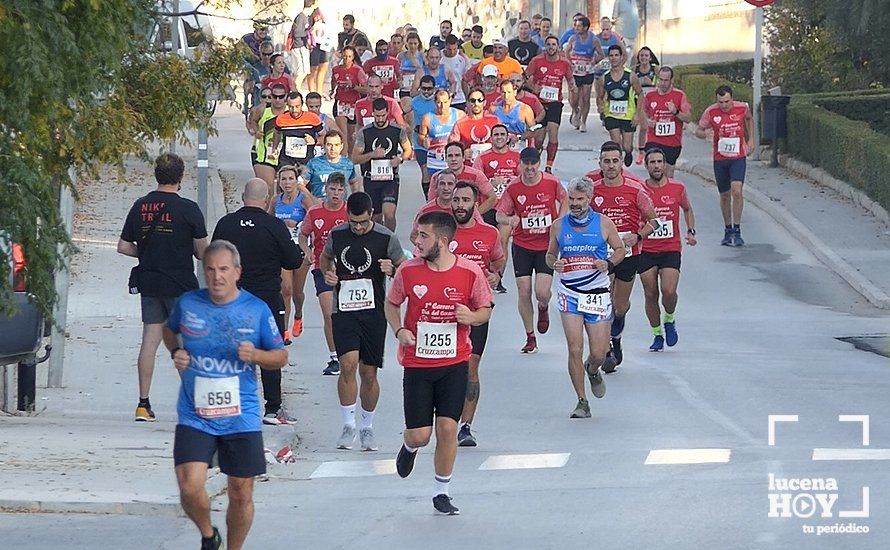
[387,256,493,368]
[496,173,567,251]
[641,179,690,254]
[300,203,348,268]
[428,165,494,205]
[590,177,655,256]
[363,56,402,98]
[643,89,692,148]
[332,64,367,106]
[473,149,520,199]
[526,55,573,104]
[355,96,405,128]
[450,221,505,273]
[698,101,752,161]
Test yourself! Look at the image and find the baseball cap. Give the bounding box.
[482,64,498,77]
[519,147,541,163]
[492,38,508,48]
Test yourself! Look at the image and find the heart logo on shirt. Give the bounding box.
[489,160,499,169]
[662,195,672,204]
[472,240,485,250]
[714,115,722,124]
[540,67,548,74]
[536,192,547,201]
[449,240,458,252]
[443,287,458,299]
[594,196,604,207]
[650,102,657,109]
[517,195,527,205]
[413,285,428,299]
[314,219,324,229]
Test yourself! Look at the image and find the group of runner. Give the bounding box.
[161,13,757,548]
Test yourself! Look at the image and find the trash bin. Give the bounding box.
[761,95,791,142]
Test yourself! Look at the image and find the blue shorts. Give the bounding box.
[414,148,428,167]
[713,157,746,193]
[557,289,613,324]
[312,268,333,295]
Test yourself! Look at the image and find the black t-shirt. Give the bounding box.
[355,123,406,181]
[322,223,404,313]
[508,39,540,67]
[337,29,368,52]
[120,190,207,298]
[211,206,304,294]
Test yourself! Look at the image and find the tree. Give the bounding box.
[0,0,278,318]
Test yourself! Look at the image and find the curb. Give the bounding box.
[675,158,890,310]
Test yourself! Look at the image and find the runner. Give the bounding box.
[472,124,519,293]
[331,45,369,152]
[633,47,660,164]
[398,32,425,99]
[299,172,350,375]
[475,38,523,80]
[449,88,500,165]
[639,148,696,351]
[565,16,603,132]
[305,91,343,140]
[460,25,486,60]
[640,66,691,178]
[590,141,659,371]
[429,19,454,51]
[247,83,287,198]
[596,45,642,167]
[351,98,413,231]
[479,65,502,107]
[593,17,627,70]
[527,37,575,172]
[363,39,401,100]
[495,147,568,353]
[441,35,470,111]
[321,191,406,451]
[268,92,324,169]
[491,80,537,148]
[355,75,406,128]
[410,46,457,96]
[695,84,753,246]
[450,181,505,446]
[508,20,540,69]
[545,177,625,418]
[385,211,493,515]
[270,165,317,343]
[427,142,496,215]
[533,18,552,49]
[417,90,465,195]
[304,130,360,198]
[163,240,287,550]
[402,75,438,194]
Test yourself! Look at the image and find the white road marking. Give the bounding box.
[644,449,731,465]
[309,459,396,479]
[812,448,890,461]
[478,453,571,471]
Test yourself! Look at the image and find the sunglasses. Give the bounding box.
[468,98,485,103]
[272,93,286,99]
[420,86,434,91]
[261,52,272,56]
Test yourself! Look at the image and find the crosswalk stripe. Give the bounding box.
[812,448,890,461]
[645,449,731,465]
[478,453,571,471]
[309,459,396,479]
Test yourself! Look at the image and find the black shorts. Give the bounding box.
[364,178,400,212]
[333,101,356,125]
[573,74,595,87]
[638,251,681,273]
[714,158,747,193]
[604,117,635,133]
[141,295,177,324]
[332,310,387,367]
[644,143,682,166]
[469,314,492,356]
[309,46,329,67]
[482,209,498,227]
[173,425,266,478]
[403,362,469,429]
[312,268,334,295]
[512,243,553,277]
[542,101,564,125]
[609,254,639,283]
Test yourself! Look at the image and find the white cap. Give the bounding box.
[492,38,508,48]
[482,64,498,77]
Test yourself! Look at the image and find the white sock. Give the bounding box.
[359,407,375,429]
[433,474,451,497]
[341,403,356,428]
[403,442,418,453]
[330,351,338,361]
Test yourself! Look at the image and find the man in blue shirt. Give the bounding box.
[559,13,585,46]
[163,240,287,550]
[305,130,360,197]
[402,75,438,194]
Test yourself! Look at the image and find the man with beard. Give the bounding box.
[450,181,505,446]
[386,211,493,515]
[427,142,496,215]
[546,177,625,418]
[508,20,540,69]
[639,148,696,351]
[401,75,439,192]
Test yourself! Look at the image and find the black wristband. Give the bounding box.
[606,259,615,271]
[687,228,696,236]
[395,327,406,338]
[170,347,184,360]
[635,231,644,242]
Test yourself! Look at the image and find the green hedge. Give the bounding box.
[787,95,890,212]
[675,72,754,121]
[815,95,890,137]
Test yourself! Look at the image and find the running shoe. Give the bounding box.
[732,227,745,247]
[263,406,296,425]
[494,282,507,294]
[623,150,633,167]
[721,227,733,246]
[292,319,303,338]
[458,424,477,447]
[584,360,606,398]
[570,398,591,418]
[263,412,281,425]
[336,425,356,449]
[579,121,587,133]
[323,358,340,376]
[544,166,553,174]
[134,404,156,422]
[537,305,550,334]
[601,351,618,374]
[611,337,624,366]
[359,427,378,451]
[396,444,417,478]
[201,527,222,550]
[570,111,579,129]
[521,336,538,354]
[664,322,678,347]
[649,335,665,351]
[635,151,644,165]
[433,494,460,515]
[283,329,292,346]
